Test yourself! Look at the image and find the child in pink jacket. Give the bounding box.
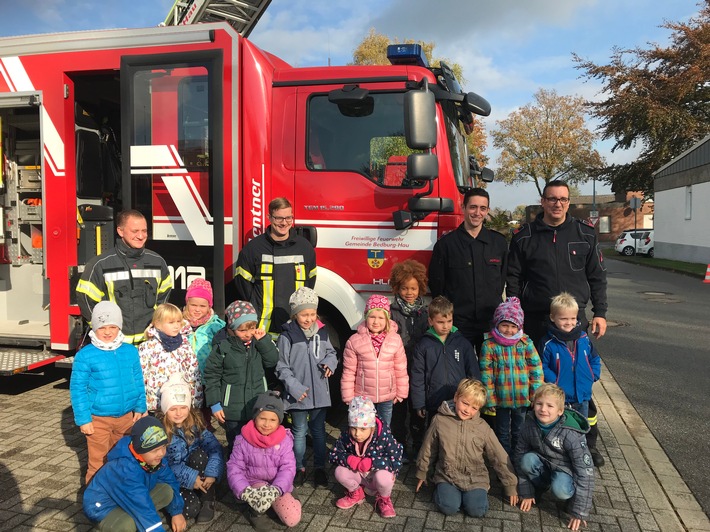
[341,295,408,426]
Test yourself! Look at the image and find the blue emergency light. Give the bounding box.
[387,44,429,67]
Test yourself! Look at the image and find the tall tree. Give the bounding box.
[351,29,489,167]
[491,88,604,197]
[574,2,710,195]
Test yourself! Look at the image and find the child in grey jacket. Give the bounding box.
[276,287,338,487]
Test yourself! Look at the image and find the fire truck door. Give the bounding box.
[120,51,226,312]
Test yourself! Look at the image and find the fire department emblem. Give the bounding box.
[367,249,384,269]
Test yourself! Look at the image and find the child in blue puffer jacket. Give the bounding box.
[70,301,147,484]
[160,373,224,525]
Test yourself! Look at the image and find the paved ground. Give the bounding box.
[1,362,709,532]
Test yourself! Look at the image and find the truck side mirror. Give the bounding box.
[404,90,436,149]
[408,153,438,180]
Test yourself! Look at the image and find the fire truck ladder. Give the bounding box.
[164,0,272,37]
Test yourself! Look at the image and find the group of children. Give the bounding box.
[70,258,601,531]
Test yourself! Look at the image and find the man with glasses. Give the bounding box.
[429,188,508,355]
[234,197,317,337]
[506,180,607,466]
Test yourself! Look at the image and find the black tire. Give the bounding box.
[648,248,654,258]
[621,246,635,256]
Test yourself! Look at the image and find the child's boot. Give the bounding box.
[248,508,271,532]
[375,495,396,518]
[196,484,216,523]
[336,486,365,509]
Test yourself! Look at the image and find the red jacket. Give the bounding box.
[341,322,408,404]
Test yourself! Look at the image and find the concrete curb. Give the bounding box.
[596,361,710,531]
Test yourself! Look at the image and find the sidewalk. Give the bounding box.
[1,364,708,532]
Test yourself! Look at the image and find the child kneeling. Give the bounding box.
[514,383,594,531]
[329,396,403,518]
[82,416,186,532]
[227,391,301,530]
[415,378,518,517]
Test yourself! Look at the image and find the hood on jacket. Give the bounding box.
[561,408,590,433]
[436,399,482,421]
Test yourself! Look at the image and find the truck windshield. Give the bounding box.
[307,92,424,188]
[441,102,474,190]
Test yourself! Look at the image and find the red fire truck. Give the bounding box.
[0,6,492,374]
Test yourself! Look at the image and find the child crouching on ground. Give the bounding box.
[82,416,186,532]
[160,374,224,525]
[227,391,301,531]
[514,383,594,531]
[329,396,403,518]
[415,378,518,518]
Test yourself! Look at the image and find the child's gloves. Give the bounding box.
[357,457,372,472]
[346,455,362,471]
[240,485,280,514]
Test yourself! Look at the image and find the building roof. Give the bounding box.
[570,194,616,205]
[654,135,710,178]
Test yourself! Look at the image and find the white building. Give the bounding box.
[653,135,710,263]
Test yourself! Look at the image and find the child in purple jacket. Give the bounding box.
[227,391,301,530]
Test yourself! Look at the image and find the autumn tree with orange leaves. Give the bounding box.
[491,88,604,198]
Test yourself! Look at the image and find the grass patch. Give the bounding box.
[602,248,707,278]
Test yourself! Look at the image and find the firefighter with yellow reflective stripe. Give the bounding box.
[77,210,173,345]
[234,197,316,338]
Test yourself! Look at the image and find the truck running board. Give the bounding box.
[0,349,67,376]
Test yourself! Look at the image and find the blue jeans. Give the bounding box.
[495,407,527,455]
[290,408,327,470]
[434,482,489,517]
[375,400,393,426]
[518,453,575,500]
[568,401,589,419]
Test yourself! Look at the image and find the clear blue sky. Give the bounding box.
[0,0,702,209]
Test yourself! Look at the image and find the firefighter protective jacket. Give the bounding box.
[76,238,173,344]
[234,227,316,336]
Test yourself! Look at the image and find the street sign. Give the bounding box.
[630,197,642,210]
[589,210,599,218]
[589,216,599,226]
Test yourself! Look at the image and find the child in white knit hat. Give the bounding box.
[329,396,403,518]
[159,373,224,525]
[275,286,338,487]
[70,301,147,483]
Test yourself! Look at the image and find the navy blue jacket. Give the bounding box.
[166,427,224,489]
[410,328,480,412]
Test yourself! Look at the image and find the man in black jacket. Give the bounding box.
[506,180,607,466]
[428,188,508,354]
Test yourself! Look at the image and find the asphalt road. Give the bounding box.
[596,256,710,517]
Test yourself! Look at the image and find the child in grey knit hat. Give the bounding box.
[275,287,338,488]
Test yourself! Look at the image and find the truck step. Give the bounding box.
[0,349,67,376]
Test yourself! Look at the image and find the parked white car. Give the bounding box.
[615,230,654,257]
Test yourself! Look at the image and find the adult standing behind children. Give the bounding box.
[234,197,317,338]
[429,188,508,354]
[506,180,607,466]
[77,209,173,345]
[70,301,147,483]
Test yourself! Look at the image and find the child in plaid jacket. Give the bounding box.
[479,297,543,454]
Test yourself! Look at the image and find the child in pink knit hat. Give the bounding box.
[479,297,543,454]
[341,295,408,428]
[183,278,226,376]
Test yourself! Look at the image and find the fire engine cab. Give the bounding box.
[0,0,492,374]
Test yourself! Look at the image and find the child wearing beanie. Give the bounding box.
[203,300,279,448]
[82,416,186,532]
[159,374,224,524]
[183,278,226,376]
[139,303,203,412]
[227,391,302,530]
[341,294,408,427]
[275,287,338,487]
[70,301,147,483]
[479,297,543,454]
[329,396,403,518]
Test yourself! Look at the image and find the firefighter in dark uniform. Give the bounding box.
[76,210,173,345]
[506,180,607,467]
[428,188,508,355]
[234,197,317,338]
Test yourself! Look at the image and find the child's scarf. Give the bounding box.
[394,294,425,316]
[370,331,386,355]
[157,330,183,352]
[89,330,126,351]
[241,419,287,449]
[187,309,213,328]
[489,327,523,347]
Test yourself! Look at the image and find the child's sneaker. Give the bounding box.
[336,486,365,509]
[375,495,396,518]
[294,468,306,486]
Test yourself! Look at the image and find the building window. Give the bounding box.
[685,186,692,220]
[599,216,610,234]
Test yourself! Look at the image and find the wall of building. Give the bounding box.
[655,181,710,263]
